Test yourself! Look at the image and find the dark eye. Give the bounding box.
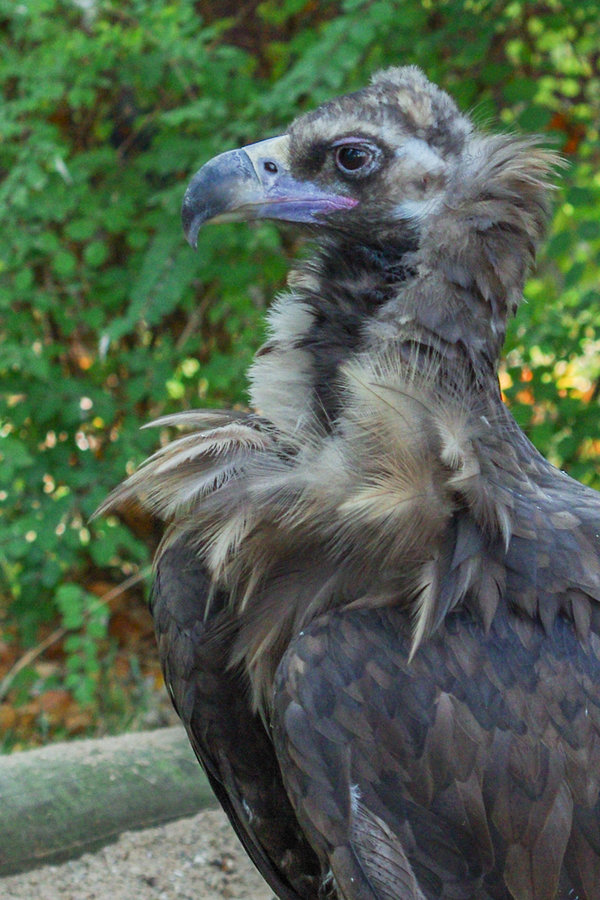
[335,145,373,174]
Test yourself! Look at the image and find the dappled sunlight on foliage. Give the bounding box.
[1,0,599,745]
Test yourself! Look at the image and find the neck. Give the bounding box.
[364,134,558,392]
[249,233,424,431]
[249,223,507,436]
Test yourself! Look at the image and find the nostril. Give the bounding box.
[264,161,278,174]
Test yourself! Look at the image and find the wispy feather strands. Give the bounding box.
[101,346,515,707]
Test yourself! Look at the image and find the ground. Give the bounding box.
[2,808,274,900]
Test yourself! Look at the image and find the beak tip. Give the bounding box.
[181,195,203,249]
[186,221,200,250]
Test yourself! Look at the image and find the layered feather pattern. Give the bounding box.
[101,348,515,708]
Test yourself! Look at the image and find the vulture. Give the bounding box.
[100,68,600,899]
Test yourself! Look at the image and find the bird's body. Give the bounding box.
[101,68,600,898]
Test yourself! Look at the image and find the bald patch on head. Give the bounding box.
[396,138,447,174]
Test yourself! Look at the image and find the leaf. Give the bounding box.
[55,584,85,630]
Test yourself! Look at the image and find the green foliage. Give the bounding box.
[1,0,599,708]
[55,583,109,705]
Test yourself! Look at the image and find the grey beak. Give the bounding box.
[181,135,357,248]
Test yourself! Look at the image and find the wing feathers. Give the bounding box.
[344,801,426,900]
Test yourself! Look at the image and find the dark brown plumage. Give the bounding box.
[99,68,600,899]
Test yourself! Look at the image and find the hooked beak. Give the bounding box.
[181,134,358,248]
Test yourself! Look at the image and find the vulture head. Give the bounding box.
[182,67,472,248]
[182,68,554,342]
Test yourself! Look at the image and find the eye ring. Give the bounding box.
[334,144,375,175]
